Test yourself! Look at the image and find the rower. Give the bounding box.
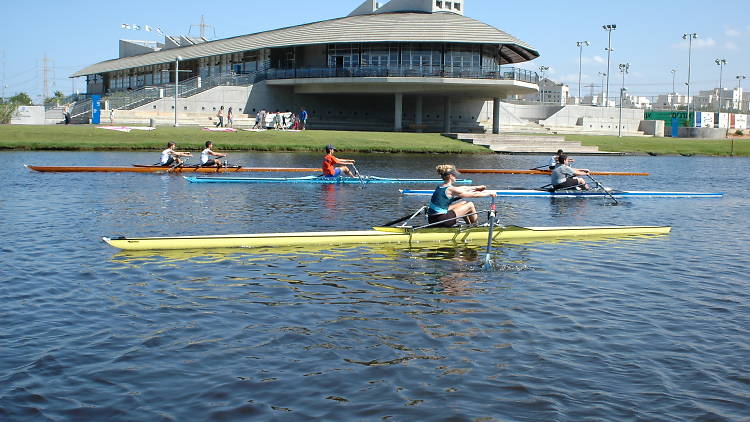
[200,141,227,167]
[550,154,590,191]
[322,144,356,178]
[427,165,497,227]
[160,142,192,167]
[547,149,575,170]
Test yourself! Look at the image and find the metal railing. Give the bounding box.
[98,65,539,111]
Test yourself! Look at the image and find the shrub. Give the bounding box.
[735,130,744,136]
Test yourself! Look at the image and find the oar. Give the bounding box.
[587,174,618,204]
[382,206,426,227]
[483,196,497,270]
[350,164,366,188]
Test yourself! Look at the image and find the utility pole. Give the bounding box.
[190,15,215,39]
[1,49,5,101]
[683,33,698,119]
[715,58,727,114]
[618,63,630,138]
[576,41,590,100]
[671,69,677,94]
[539,66,549,103]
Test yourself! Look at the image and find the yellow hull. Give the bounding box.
[103,225,671,251]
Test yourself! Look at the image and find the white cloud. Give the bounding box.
[725,41,738,50]
[581,55,606,65]
[725,28,741,37]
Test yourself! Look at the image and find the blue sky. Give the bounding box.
[2,0,747,101]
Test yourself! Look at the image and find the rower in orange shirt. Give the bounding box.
[321,144,356,177]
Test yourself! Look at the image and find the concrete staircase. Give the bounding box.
[444,133,613,155]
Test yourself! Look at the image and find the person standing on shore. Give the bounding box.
[299,107,308,130]
[226,107,233,128]
[215,106,225,128]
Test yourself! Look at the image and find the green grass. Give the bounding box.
[1,125,748,156]
[567,134,750,157]
[0,125,489,154]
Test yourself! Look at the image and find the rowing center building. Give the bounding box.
[72,0,540,133]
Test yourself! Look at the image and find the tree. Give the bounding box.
[44,91,66,106]
[9,92,32,106]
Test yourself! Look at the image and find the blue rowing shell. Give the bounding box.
[400,189,724,198]
[185,176,473,184]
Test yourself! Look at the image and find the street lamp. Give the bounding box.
[682,33,698,118]
[715,58,727,114]
[618,63,630,137]
[671,69,677,94]
[576,41,590,100]
[539,66,549,103]
[602,24,616,106]
[737,75,747,112]
[161,56,189,127]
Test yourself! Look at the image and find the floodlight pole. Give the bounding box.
[671,69,677,95]
[576,41,590,100]
[737,75,747,112]
[683,33,698,118]
[174,56,181,126]
[715,59,727,115]
[602,25,616,106]
[618,63,629,138]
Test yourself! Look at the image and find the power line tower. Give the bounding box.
[42,53,50,101]
[584,83,597,98]
[189,15,215,39]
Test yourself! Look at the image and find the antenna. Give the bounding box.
[189,15,215,39]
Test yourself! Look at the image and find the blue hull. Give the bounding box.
[185,176,473,184]
[401,189,724,198]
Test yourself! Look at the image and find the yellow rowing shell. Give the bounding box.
[102,225,671,251]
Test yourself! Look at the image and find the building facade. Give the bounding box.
[72,0,540,132]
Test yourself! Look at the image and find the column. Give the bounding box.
[492,97,501,134]
[443,96,452,133]
[394,93,403,132]
[415,95,423,133]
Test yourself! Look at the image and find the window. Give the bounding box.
[455,2,461,11]
[436,0,442,7]
[446,2,452,9]
[327,44,359,68]
[361,43,399,68]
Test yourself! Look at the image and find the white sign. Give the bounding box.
[698,112,714,128]
[10,106,46,125]
[718,113,730,128]
[735,114,747,130]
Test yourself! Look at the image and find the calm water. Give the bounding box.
[1,151,748,421]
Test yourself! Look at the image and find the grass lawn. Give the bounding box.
[567,134,750,157]
[1,124,748,156]
[0,125,489,154]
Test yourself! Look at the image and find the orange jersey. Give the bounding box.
[322,153,341,176]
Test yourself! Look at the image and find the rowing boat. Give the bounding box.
[400,189,723,198]
[25,165,319,173]
[183,175,473,184]
[103,225,671,251]
[457,169,650,176]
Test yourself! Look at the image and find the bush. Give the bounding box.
[735,130,744,136]
[0,103,17,124]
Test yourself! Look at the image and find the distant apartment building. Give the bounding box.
[511,78,569,105]
[622,95,652,109]
[653,93,691,110]
[579,94,615,108]
[693,88,742,112]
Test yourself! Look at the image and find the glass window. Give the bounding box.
[402,43,441,73]
[327,44,359,68]
[361,43,399,67]
[445,45,480,71]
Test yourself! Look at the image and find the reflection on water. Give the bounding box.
[2,151,749,421]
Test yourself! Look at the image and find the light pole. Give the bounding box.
[161,56,189,127]
[715,58,727,114]
[576,41,590,100]
[737,75,747,112]
[682,33,698,118]
[539,66,549,103]
[602,24,616,106]
[618,63,629,137]
[671,69,677,94]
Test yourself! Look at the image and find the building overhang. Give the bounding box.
[267,77,539,97]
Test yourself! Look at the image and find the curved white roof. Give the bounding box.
[72,12,539,77]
